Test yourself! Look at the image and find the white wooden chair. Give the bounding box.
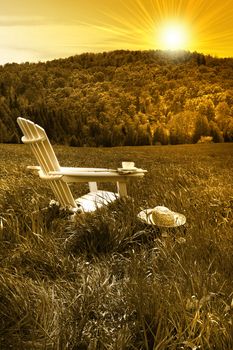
[17,118,147,213]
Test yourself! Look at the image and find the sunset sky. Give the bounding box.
[1,0,233,65]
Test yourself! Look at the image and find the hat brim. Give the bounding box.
[137,209,186,227]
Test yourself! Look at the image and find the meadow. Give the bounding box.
[0,143,232,350]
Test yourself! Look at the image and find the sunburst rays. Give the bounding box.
[1,0,233,64]
[81,0,233,57]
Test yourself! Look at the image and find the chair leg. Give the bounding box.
[89,182,98,192]
[117,181,127,197]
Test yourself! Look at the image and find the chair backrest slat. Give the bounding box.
[17,117,77,209]
[17,118,60,173]
[18,119,48,171]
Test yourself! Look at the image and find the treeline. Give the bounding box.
[0,49,233,146]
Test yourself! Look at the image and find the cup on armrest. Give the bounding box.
[122,161,135,169]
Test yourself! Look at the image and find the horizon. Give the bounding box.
[1,0,233,65]
[0,48,232,67]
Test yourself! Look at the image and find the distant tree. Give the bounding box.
[93,72,105,82]
[111,124,125,146]
[193,115,210,143]
[0,120,8,142]
[215,101,231,129]
[10,132,20,144]
[169,111,196,144]
[0,82,7,96]
[124,120,138,146]
[197,99,215,122]
[153,125,169,145]
[137,124,152,145]
[197,53,206,66]
[223,119,233,142]
[209,121,224,143]
[69,135,81,147]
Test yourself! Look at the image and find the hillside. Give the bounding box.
[0,50,233,146]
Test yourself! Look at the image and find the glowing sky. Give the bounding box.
[1,0,233,65]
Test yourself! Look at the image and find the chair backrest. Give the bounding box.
[17,117,77,209]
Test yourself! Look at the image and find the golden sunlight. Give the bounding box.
[158,22,190,51]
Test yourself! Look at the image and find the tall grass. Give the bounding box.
[0,143,232,349]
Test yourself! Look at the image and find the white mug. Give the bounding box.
[122,161,135,169]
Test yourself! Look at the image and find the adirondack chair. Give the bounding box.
[17,118,147,213]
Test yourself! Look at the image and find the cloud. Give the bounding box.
[0,22,115,65]
[0,15,97,28]
[0,16,48,27]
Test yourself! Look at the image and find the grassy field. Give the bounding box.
[0,143,233,350]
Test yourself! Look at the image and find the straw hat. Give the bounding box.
[138,206,186,227]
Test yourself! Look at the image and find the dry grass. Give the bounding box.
[0,143,233,349]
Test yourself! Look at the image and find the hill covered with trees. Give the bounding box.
[0,49,233,146]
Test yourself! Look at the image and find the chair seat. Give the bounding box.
[75,190,119,212]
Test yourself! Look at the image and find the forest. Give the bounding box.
[0,49,233,146]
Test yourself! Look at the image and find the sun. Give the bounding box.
[158,22,190,51]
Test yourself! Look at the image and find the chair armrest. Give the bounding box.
[54,167,147,176]
[59,167,117,173]
[48,169,146,184]
[26,165,41,172]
